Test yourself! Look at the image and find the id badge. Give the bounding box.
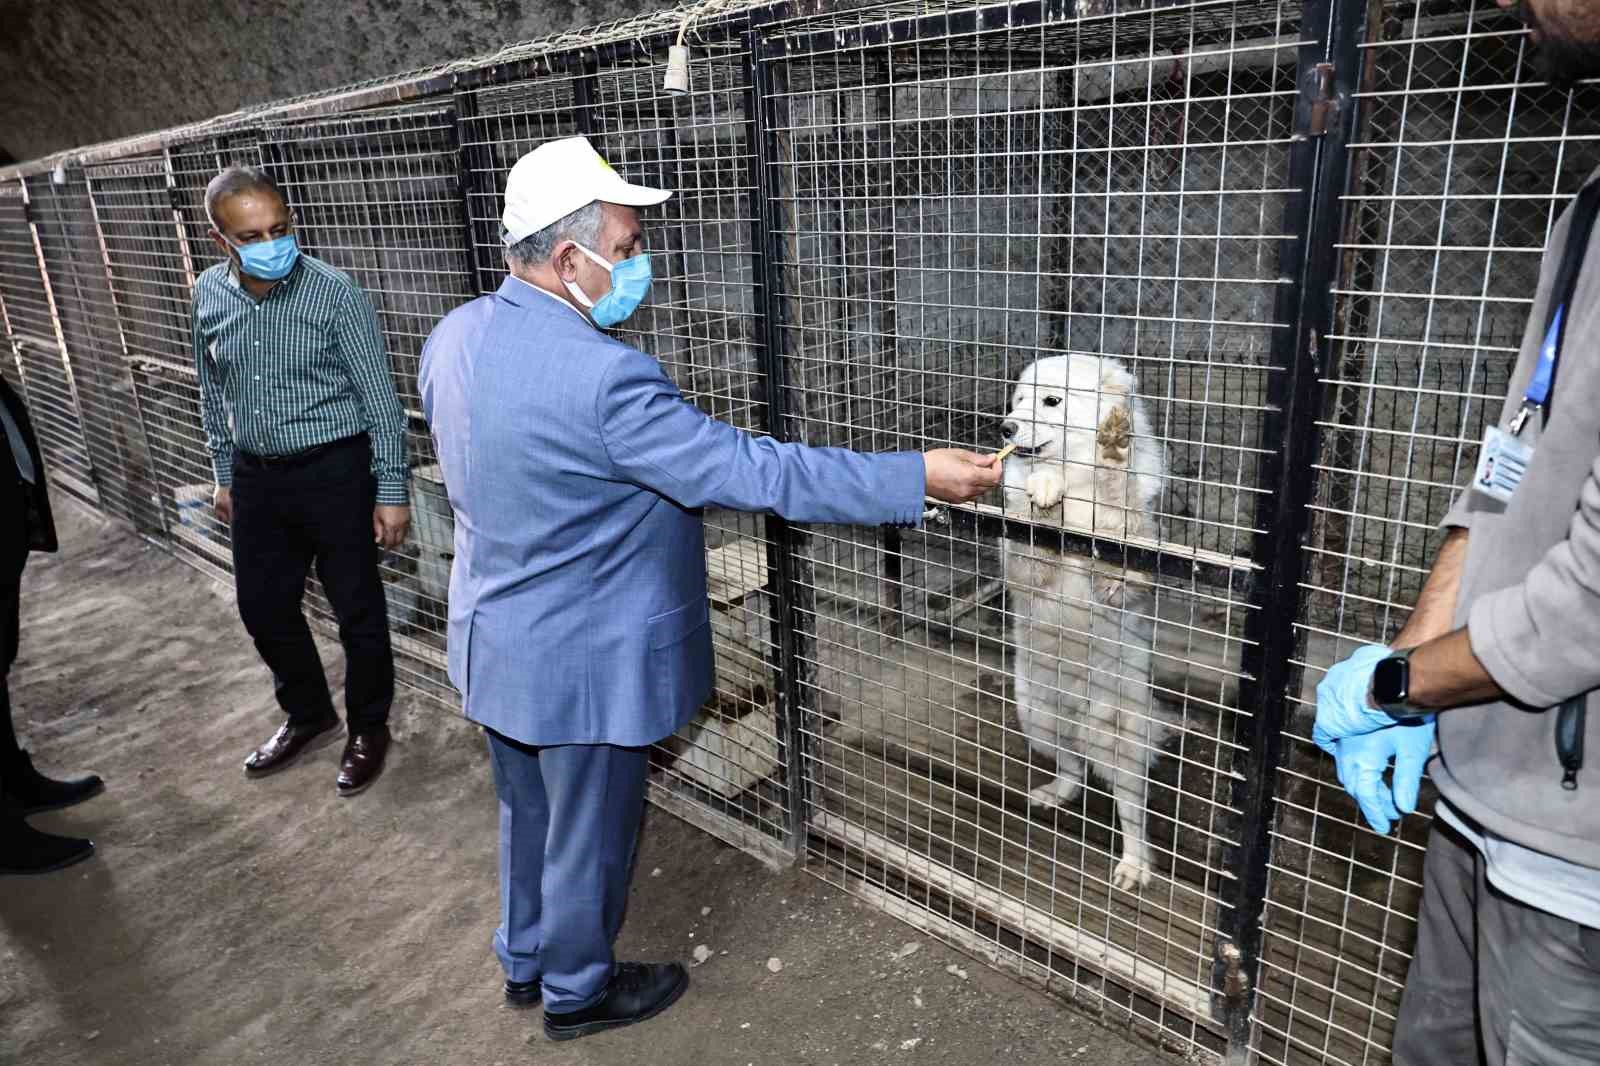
[1472,426,1533,503]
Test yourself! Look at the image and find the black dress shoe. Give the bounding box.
[244,717,342,777]
[504,977,542,1009]
[543,962,689,1041]
[0,809,94,875]
[2,751,103,815]
[336,725,390,797]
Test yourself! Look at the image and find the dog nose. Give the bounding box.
[1001,420,1018,440]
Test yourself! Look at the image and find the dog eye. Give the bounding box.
[1042,396,1062,407]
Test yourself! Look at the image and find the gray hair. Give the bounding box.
[503,201,605,269]
[205,165,286,230]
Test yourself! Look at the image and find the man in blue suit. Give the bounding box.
[419,136,1002,1041]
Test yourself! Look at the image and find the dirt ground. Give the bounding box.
[0,497,1164,1066]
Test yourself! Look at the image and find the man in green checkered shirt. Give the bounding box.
[192,165,408,798]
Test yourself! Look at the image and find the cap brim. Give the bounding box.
[598,179,672,208]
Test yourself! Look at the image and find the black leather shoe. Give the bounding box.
[0,809,94,875]
[335,725,389,798]
[504,977,542,1009]
[543,962,689,1041]
[2,751,103,814]
[244,717,343,777]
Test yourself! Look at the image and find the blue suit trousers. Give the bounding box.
[484,728,649,1010]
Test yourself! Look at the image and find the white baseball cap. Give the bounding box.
[500,136,672,246]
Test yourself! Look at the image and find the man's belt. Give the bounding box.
[234,434,365,471]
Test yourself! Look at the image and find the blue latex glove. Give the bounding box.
[1332,717,1437,834]
[1312,643,1393,755]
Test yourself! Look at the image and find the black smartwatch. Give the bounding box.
[1371,648,1420,718]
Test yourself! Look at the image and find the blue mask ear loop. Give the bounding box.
[561,242,611,312]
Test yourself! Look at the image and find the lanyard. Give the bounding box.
[1511,306,1565,435]
[1511,179,1600,436]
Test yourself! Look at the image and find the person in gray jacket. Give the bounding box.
[1313,2,1600,1062]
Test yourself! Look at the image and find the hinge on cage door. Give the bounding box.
[1306,62,1339,137]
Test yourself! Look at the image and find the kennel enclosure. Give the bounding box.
[2,2,1591,1063]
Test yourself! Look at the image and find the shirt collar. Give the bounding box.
[505,273,589,324]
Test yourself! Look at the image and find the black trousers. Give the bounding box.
[1,546,26,784]
[230,435,393,729]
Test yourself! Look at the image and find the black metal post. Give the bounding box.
[572,56,599,137]
[450,87,502,295]
[1214,0,1365,1060]
[743,24,818,858]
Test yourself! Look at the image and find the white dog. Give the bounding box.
[1000,354,1174,891]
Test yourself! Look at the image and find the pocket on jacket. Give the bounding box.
[647,600,711,650]
[647,600,714,715]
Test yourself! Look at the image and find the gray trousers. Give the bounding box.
[484,728,649,1011]
[1394,819,1600,1066]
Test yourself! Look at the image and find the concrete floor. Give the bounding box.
[0,495,1168,1066]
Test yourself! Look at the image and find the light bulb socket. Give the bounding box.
[663,44,691,96]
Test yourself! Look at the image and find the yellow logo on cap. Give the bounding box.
[597,155,615,174]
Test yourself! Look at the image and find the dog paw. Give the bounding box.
[1112,854,1153,892]
[1026,783,1062,810]
[1025,470,1065,511]
[1027,781,1081,810]
[1097,405,1133,464]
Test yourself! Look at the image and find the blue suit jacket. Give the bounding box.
[418,276,926,747]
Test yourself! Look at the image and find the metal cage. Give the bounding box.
[0,2,1587,1063]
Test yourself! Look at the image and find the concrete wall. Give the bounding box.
[0,0,681,162]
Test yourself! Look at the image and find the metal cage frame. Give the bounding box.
[1,3,1587,1064]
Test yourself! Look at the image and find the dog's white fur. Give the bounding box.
[1001,354,1174,891]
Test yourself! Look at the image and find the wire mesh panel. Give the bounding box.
[28,169,165,533]
[457,42,792,860]
[0,186,34,414]
[760,0,1306,1055]
[170,132,265,274]
[0,181,99,506]
[89,155,232,577]
[258,105,476,703]
[1254,5,1600,1064]
[3,1,1587,1060]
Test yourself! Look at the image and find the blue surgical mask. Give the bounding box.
[564,243,652,327]
[230,233,301,281]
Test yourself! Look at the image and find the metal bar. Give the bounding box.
[20,174,102,504]
[1214,0,1365,1058]
[935,503,1253,588]
[84,170,169,536]
[164,147,201,292]
[1314,0,1392,598]
[41,169,122,511]
[572,56,598,137]
[449,89,497,295]
[756,0,1065,61]
[745,22,813,859]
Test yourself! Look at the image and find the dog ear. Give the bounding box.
[1095,373,1134,464]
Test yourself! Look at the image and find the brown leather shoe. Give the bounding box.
[244,717,343,778]
[337,726,390,798]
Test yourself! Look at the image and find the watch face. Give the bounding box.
[1373,655,1408,706]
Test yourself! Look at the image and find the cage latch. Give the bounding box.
[1212,936,1250,1019]
[1307,62,1339,137]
